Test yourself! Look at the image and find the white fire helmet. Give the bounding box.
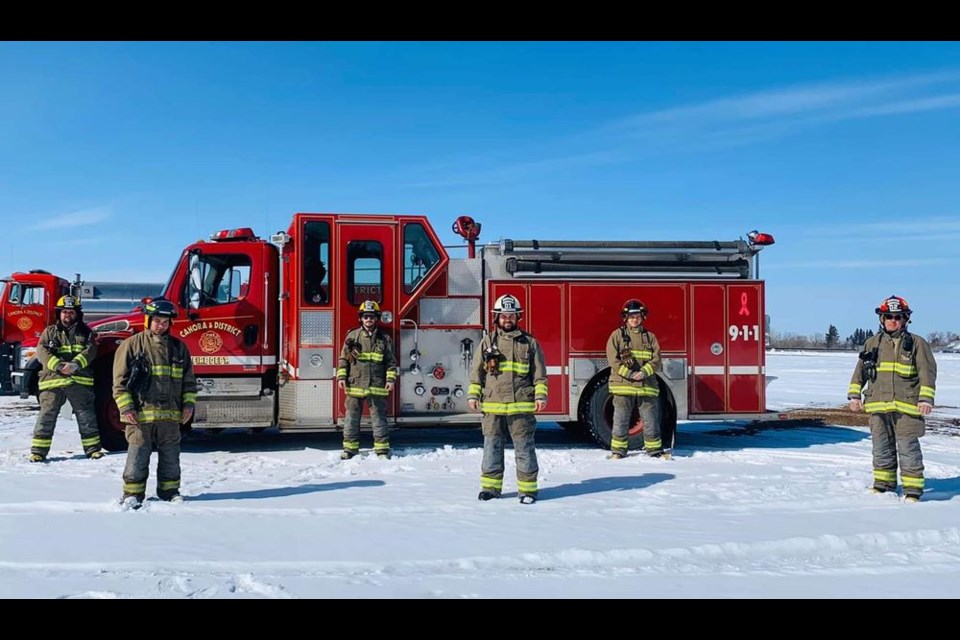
[492,294,523,316]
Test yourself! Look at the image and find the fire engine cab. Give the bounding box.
[87,213,776,453]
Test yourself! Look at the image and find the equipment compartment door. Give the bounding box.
[690,284,726,413]
[726,284,764,412]
[334,219,399,419]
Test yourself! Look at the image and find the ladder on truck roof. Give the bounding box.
[496,236,770,280]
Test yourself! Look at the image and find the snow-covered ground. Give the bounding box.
[2,352,959,599]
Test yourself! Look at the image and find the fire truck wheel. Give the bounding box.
[581,373,676,451]
[94,355,128,452]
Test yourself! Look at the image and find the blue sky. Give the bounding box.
[2,42,958,337]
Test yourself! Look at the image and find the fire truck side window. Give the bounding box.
[303,221,330,305]
[10,285,44,305]
[403,222,441,294]
[346,241,383,306]
[191,255,252,307]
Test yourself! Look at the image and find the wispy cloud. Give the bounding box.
[608,71,960,149]
[402,70,960,188]
[30,207,111,231]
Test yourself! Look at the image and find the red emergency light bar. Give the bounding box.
[747,230,775,246]
[210,228,256,241]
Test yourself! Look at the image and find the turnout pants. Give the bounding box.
[870,412,924,498]
[31,384,101,457]
[480,413,538,497]
[611,395,660,454]
[343,395,390,455]
[122,421,181,499]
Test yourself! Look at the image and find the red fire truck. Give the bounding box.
[6,273,163,396]
[1,270,74,393]
[83,213,776,452]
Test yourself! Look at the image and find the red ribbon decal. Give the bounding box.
[738,292,750,317]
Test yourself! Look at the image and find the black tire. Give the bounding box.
[94,354,128,452]
[581,372,677,451]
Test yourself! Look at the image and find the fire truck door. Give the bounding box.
[725,284,764,412]
[689,283,764,414]
[2,281,47,345]
[334,220,399,418]
[182,246,266,376]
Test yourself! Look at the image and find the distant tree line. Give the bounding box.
[769,327,959,350]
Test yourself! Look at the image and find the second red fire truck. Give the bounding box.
[70,213,775,452]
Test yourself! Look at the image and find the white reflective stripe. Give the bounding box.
[692,365,764,375]
[281,360,298,377]
[193,355,278,366]
[730,365,764,375]
[693,366,725,375]
[546,365,566,375]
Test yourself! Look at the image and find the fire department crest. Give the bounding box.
[16,317,32,331]
[199,330,223,354]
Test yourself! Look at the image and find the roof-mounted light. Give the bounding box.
[210,228,256,242]
[747,230,775,246]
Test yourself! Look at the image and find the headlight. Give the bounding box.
[18,346,37,370]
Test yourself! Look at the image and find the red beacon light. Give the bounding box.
[210,228,256,242]
[746,230,775,246]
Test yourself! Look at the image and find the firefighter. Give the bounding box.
[29,295,101,462]
[467,294,548,504]
[848,295,937,502]
[337,300,399,459]
[112,299,197,507]
[605,298,662,459]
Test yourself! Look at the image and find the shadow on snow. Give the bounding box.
[533,473,674,501]
[188,479,385,501]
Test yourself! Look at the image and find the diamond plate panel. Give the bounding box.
[194,396,274,426]
[447,258,482,296]
[278,379,335,425]
[300,310,334,346]
[420,298,481,325]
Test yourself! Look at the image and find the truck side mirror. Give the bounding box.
[187,252,203,310]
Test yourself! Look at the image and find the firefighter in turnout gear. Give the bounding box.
[337,301,399,459]
[605,299,662,459]
[29,295,102,462]
[468,294,548,504]
[112,299,197,507]
[848,295,937,502]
